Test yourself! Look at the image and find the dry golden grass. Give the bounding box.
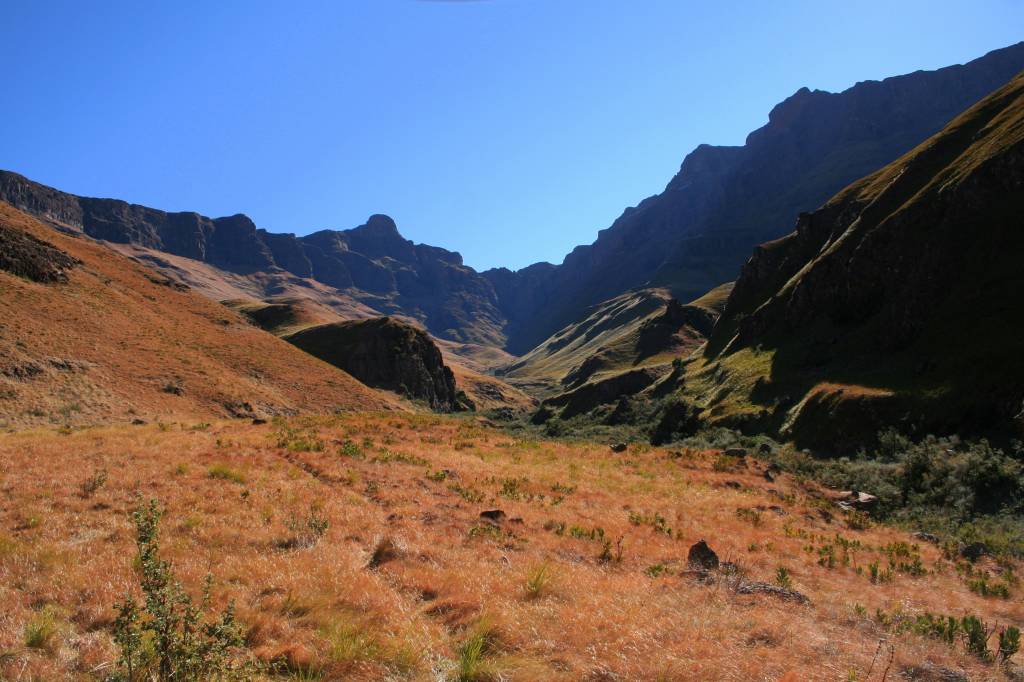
[0,202,397,429]
[1,413,1021,680]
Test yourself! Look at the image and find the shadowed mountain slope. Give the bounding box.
[701,69,1024,450]
[486,41,1024,354]
[0,202,397,428]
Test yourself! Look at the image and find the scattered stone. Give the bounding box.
[47,357,89,372]
[479,509,507,524]
[735,581,809,604]
[912,531,940,544]
[131,418,146,425]
[835,490,878,511]
[0,222,80,283]
[959,541,989,562]
[610,443,628,453]
[1,361,44,381]
[161,382,184,396]
[687,540,719,570]
[488,407,517,422]
[900,663,968,681]
[251,418,268,425]
[768,505,787,516]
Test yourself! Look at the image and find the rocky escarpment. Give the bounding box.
[707,69,1024,448]
[485,41,1024,354]
[0,222,79,283]
[0,174,506,347]
[283,317,466,412]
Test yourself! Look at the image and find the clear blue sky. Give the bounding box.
[1,2,1021,271]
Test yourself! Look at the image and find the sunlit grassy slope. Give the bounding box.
[0,203,397,429]
[1,413,1021,680]
[502,285,730,397]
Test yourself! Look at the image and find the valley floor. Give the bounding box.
[1,414,1021,681]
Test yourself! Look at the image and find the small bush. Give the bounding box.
[23,606,61,652]
[735,508,762,527]
[79,468,108,498]
[775,566,793,590]
[999,626,1021,663]
[110,500,246,681]
[282,507,330,549]
[207,464,246,485]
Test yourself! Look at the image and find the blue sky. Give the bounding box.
[2,2,1022,271]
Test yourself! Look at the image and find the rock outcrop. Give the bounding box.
[0,222,79,283]
[284,317,464,412]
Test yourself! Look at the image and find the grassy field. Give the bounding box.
[1,413,1021,680]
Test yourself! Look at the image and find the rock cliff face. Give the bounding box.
[708,70,1024,448]
[485,41,1024,354]
[283,317,463,412]
[0,173,506,347]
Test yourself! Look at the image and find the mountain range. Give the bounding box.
[3,42,1022,362]
[2,42,1024,442]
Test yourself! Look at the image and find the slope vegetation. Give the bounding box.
[0,202,396,428]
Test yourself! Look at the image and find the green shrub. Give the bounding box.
[207,464,245,485]
[775,566,793,590]
[79,468,108,498]
[110,500,247,681]
[23,606,61,652]
[999,626,1021,663]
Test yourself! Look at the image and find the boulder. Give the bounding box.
[479,509,507,525]
[959,542,989,562]
[835,490,877,511]
[687,540,719,570]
